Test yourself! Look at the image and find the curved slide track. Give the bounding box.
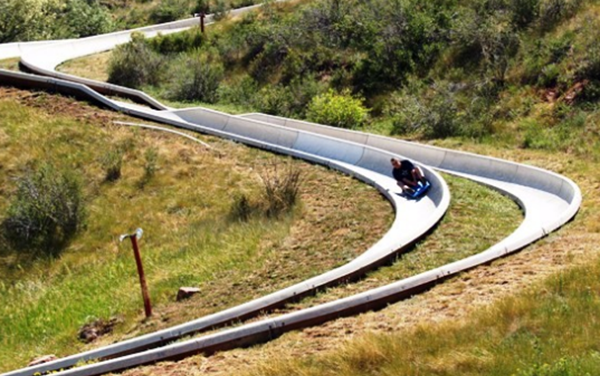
[0,6,580,376]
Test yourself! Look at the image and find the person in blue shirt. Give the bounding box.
[390,158,427,194]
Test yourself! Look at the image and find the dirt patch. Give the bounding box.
[0,87,121,125]
[79,317,122,344]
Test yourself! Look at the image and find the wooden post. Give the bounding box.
[129,233,152,318]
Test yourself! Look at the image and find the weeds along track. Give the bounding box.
[0,7,581,376]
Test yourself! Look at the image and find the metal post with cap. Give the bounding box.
[120,228,152,318]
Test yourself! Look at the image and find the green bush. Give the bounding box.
[108,33,165,88]
[453,10,520,84]
[0,0,47,42]
[250,77,323,118]
[149,0,190,23]
[167,52,225,103]
[150,29,206,55]
[520,33,573,85]
[510,0,540,28]
[55,0,114,38]
[537,0,581,31]
[194,0,210,14]
[283,76,325,118]
[212,0,229,21]
[0,0,114,42]
[350,0,450,93]
[388,82,462,139]
[576,43,600,82]
[218,75,259,106]
[539,63,560,87]
[306,89,368,128]
[2,163,85,255]
[252,85,291,115]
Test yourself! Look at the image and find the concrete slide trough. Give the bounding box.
[0,8,580,376]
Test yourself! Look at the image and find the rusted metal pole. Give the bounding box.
[130,235,152,318]
[200,12,205,33]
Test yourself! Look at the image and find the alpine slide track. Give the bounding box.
[0,5,581,376]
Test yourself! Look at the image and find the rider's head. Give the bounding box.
[390,158,401,168]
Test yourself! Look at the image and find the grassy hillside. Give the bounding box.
[5,0,598,374]
[54,0,600,375]
[0,87,395,371]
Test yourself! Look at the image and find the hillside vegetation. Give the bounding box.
[0,0,257,43]
[4,0,598,374]
[100,0,600,158]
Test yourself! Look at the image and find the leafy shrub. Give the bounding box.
[150,0,189,23]
[283,76,325,118]
[0,0,47,42]
[453,10,520,84]
[56,0,114,38]
[510,0,540,28]
[150,29,206,55]
[194,0,210,14]
[388,82,461,139]
[350,0,450,93]
[250,77,323,118]
[252,85,290,115]
[167,52,225,103]
[539,63,560,87]
[212,0,229,21]
[2,163,85,255]
[520,33,573,85]
[306,89,368,128]
[100,146,124,182]
[108,33,166,88]
[537,0,581,31]
[576,43,600,82]
[0,0,114,42]
[218,75,259,106]
[230,0,256,9]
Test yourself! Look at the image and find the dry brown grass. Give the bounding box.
[0,58,20,71]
